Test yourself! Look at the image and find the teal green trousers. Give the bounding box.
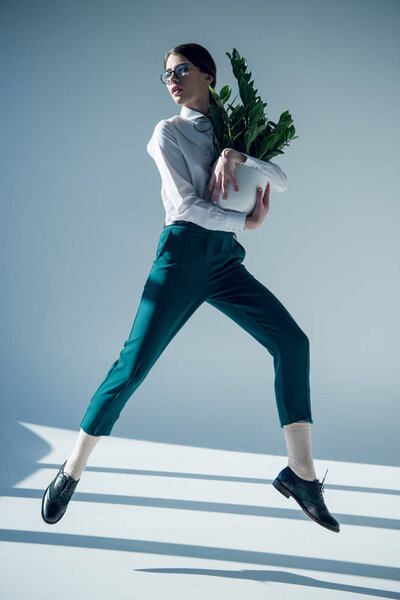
[80,220,313,436]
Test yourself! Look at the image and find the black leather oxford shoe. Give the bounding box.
[41,461,80,524]
[273,465,340,532]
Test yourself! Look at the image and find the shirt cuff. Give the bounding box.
[225,210,246,233]
[241,154,260,170]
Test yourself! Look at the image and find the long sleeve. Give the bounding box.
[241,153,288,194]
[147,121,246,233]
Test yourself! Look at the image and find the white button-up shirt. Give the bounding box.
[147,105,288,233]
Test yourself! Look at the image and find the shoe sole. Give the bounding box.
[272,478,340,533]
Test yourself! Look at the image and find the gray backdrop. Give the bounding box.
[1,0,399,484]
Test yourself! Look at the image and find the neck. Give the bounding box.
[184,99,211,116]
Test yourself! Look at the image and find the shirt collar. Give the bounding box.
[180,105,210,121]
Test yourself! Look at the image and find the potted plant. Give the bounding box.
[206,48,298,214]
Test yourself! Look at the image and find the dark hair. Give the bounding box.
[163,43,217,106]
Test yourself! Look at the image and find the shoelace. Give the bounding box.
[318,467,329,494]
[59,470,78,492]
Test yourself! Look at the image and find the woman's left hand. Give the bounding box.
[208,148,245,203]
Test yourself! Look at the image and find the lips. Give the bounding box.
[172,86,183,95]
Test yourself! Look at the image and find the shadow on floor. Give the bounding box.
[0,529,399,598]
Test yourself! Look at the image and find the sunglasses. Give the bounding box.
[160,62,200,85]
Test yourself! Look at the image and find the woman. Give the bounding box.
[41,43,340,533]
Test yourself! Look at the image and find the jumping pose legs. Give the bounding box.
[41,221,339,531]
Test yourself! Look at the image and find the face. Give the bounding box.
[164,53,213,109]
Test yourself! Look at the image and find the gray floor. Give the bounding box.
[1,422,399,600]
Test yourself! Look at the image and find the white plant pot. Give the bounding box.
[214,162,269,215]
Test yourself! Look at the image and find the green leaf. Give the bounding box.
[209,47,298,160]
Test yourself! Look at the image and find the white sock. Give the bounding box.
[64,428,101,481]
[283,421,317,481]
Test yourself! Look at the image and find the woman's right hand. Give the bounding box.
[244,183,270,230]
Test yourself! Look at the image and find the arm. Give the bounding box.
[240,153,288,194]
[147,121,246,233]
